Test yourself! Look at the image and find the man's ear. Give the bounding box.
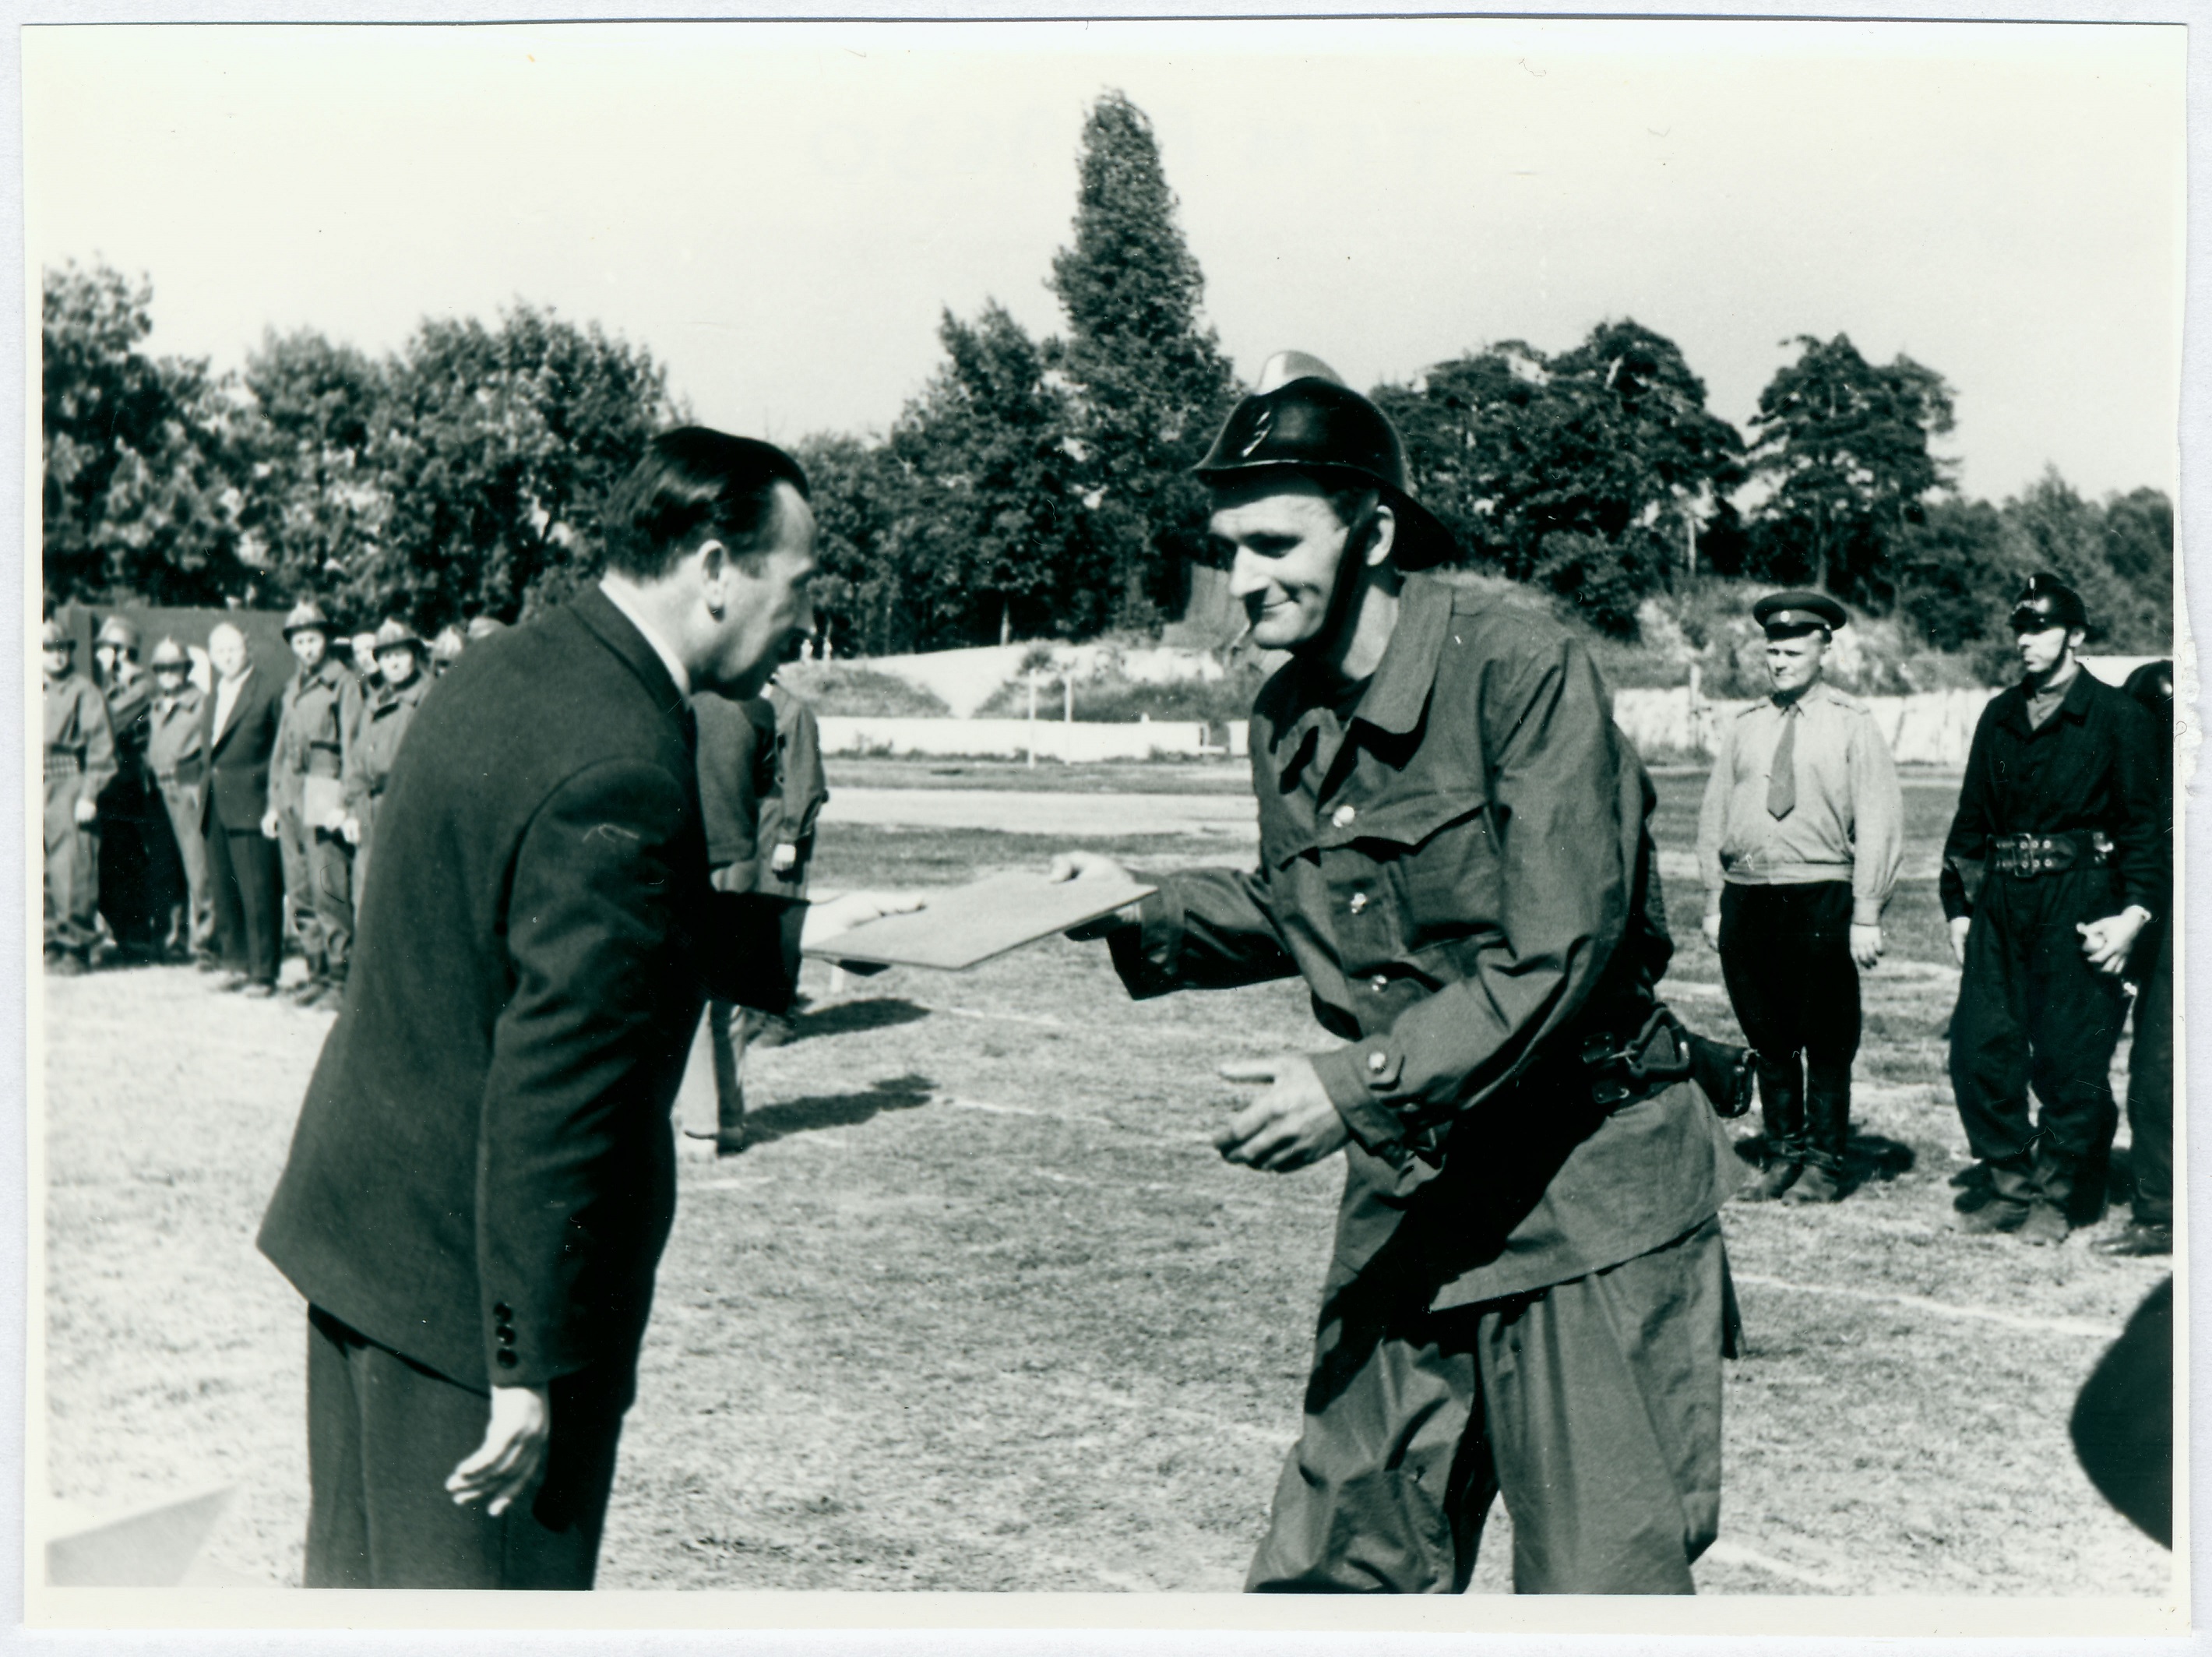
[1363,503,1398,569]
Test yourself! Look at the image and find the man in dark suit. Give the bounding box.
[258,428,896,1588]
[201,622,287,996]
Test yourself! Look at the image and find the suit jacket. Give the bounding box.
[256,589,791,1393]
[202,668,284,833]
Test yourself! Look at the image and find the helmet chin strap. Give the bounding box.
[1296,496,1383,676]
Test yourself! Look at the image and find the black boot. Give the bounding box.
[1741,1051,1806,1202]
[1787,1072,1851,1204]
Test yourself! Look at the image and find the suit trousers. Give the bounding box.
[1950,867,2129,1210]
[2126,923,2173,1227]
[1246,1216,1732,1595]
[1716,882,1860,1172]
[206,821,284,985]
[43,781,100,958]
[305,1307,632,1588]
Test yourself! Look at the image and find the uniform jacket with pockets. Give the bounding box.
[257,588,793,1393]
[1111,572,1737,1310]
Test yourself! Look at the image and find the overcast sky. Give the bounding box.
[23,18,2186,505]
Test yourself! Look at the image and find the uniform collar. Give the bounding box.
[1341,573,1452,735]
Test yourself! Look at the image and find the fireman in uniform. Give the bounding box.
[44,617,116,974]
[1055,354,1740,1593]
[1942,573,2161,1245]
[271,601,364,1009]
[145,636,216,965]
[339,619,432,904]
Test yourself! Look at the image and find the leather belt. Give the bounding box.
[1990,829,2111,878]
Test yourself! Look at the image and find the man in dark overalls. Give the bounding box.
[1057,354,1740,1593]
[1942,573,2161,1245]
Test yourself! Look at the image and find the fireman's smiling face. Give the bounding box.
[1208,475,1386,654]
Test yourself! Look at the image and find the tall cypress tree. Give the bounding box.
[1049,91,1238,627]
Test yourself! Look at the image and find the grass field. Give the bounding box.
[37,764,2176,1598]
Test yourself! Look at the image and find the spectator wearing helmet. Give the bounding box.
[1053,353,1740,1595]
[429,625,468,676]
[339,619,433,902]
[42,617,116,974]
[271,601,365,1010]
[145,637,216,965]
[93,615,177,964]
[2090,658,2174,1258]
[1941,574,2162,1245]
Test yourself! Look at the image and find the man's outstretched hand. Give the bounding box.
[446,1384,550,1518]
[1214,1056,1350,1173]
[801,890,924,975]
[1048,851,1145,940]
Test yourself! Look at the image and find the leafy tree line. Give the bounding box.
[43,263,676,631]
[44,90,2170,661]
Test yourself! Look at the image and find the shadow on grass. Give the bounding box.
[736,1073,936,1148]
[788,998,933,1043]
[1733,1130,1918,1196]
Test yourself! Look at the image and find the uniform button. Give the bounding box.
[1370,975,1390,993]
[1331,805,1357,828]
[1347,892,1368,914]
[495,1324,515,1342]
[495,1350,518,1369]
[492,1303,512,1320]
[1367,1052,1389,1074]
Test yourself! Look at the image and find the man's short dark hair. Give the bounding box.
[601,427,811,580]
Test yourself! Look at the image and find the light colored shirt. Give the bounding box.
[597,577,691,700]
[212,665,252,745]
[1696,679,1904,926]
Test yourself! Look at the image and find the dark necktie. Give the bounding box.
[1766,706,1798,820]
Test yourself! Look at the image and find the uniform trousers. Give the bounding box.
[157,782,214,958]
[1950,866,2129,1211]
[308,824,355,984]
[43,779,100,959]
[96,801,170,957]
[206,821,284,986]
[278,805,320,971]
[2125,923,2173,1228]
[1716,882,1861,1172]
[305,1307,631,1588]
[1247,1215,1731,1595]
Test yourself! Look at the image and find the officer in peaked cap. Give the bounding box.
[1698,591,1903,1205]
[1940,572,2161,1245]
[1055,352,1741,1594]
[43,616,116,973]
[272,598,364,1009]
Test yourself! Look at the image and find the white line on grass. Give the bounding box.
[1732,1273,2122,1340]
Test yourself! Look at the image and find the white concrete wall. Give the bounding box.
[1611,686,2001,765]
[818,715,1210,762]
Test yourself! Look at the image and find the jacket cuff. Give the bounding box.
[1851,894,1887,927]
[1311,1042,1411,1162]
[1106,890,1183,999]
